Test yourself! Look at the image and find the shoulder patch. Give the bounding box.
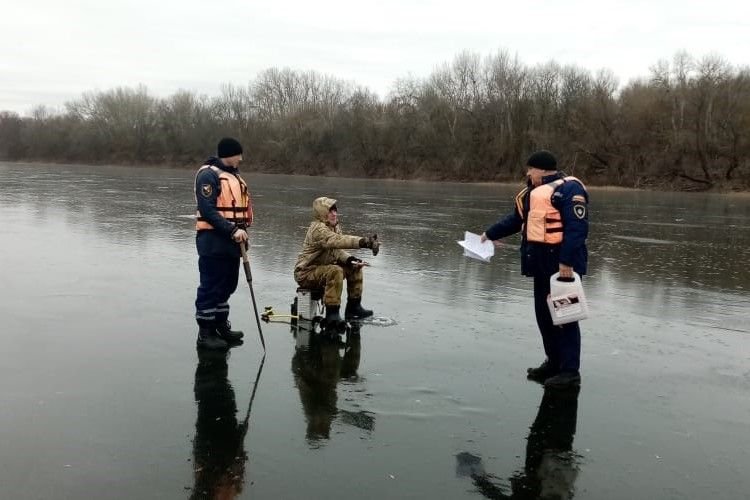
[572,194,586,203]
[201,184,213,198]
[573,204,586,219]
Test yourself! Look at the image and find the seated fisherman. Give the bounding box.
[293,197,380,327]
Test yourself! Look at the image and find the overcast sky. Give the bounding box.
[2,0,748,114]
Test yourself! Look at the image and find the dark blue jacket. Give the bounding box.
[195,157,243,258]
[485,172,589,277]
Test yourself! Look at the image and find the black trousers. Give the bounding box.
[195,256,240,327]
[533,274,581,373]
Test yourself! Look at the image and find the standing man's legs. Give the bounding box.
[557,321,581,374]
[196,256,223,328]
[195,256,239,348]
[532,274,582,388]
[544,319,581,387]
[213,257,243,341]
[532,274,559,369]
[212,257,240,325]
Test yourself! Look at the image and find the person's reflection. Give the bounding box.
[456,387,581,499]
[291,326,373,447]
[190,350,246,500]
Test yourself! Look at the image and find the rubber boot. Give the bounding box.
[345,298,373,320]
[324,306,344,325]
[324,305,346,333]
[196,325,229,351]
[216,321,244,343]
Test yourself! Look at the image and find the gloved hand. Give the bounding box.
[346,256,369,268]
[358,234,379,256]
[232,228,248,243]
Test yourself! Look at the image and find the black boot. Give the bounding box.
[527,359,557,383]
[544,372,581,389]
[345,298,373,320]
[323,306,344,326]
[216,321,244,343]
[196,325,229,351]
[324,305,345,331]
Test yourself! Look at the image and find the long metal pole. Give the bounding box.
[240,244,266,352]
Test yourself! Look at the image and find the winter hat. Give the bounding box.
[526,150,557,170]
[217,137,243,158]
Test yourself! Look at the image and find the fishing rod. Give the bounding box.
[261,306,298,322]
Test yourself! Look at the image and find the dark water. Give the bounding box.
[1,162,749,500]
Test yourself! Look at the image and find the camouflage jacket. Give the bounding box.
[294,197,361,277]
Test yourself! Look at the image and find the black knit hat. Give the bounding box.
[526,150,557,170]
[217,137,243,158]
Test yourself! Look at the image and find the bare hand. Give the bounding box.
[559,264,574,279]
[481,232,502,248]
[232,228,248,243]
[353,260,370,268]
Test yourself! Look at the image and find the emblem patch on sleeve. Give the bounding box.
[573,204,586,219]
[201,184,213,198]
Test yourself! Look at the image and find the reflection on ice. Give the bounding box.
[2,162,750,499]
[292,331,373,447]
[456,387,582,500]
[611,235,676,245]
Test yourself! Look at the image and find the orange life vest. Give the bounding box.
[195,165,253,230]
[517,176,585,244]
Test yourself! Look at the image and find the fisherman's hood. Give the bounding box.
[312,197,337,222]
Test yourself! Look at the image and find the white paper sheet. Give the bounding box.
[457,231,495,262]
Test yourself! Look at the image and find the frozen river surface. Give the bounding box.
[1,162,749,499]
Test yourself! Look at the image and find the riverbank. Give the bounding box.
[4,159,749,194]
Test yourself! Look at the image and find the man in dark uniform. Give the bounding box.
[482,151,589,388]
[194,138,252,350]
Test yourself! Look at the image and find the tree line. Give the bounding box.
[1,50,748,190]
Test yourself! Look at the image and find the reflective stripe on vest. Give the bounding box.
[524,176,584,244]
[195,165,253,230]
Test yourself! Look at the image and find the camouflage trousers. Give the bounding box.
[295,264,363,306]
